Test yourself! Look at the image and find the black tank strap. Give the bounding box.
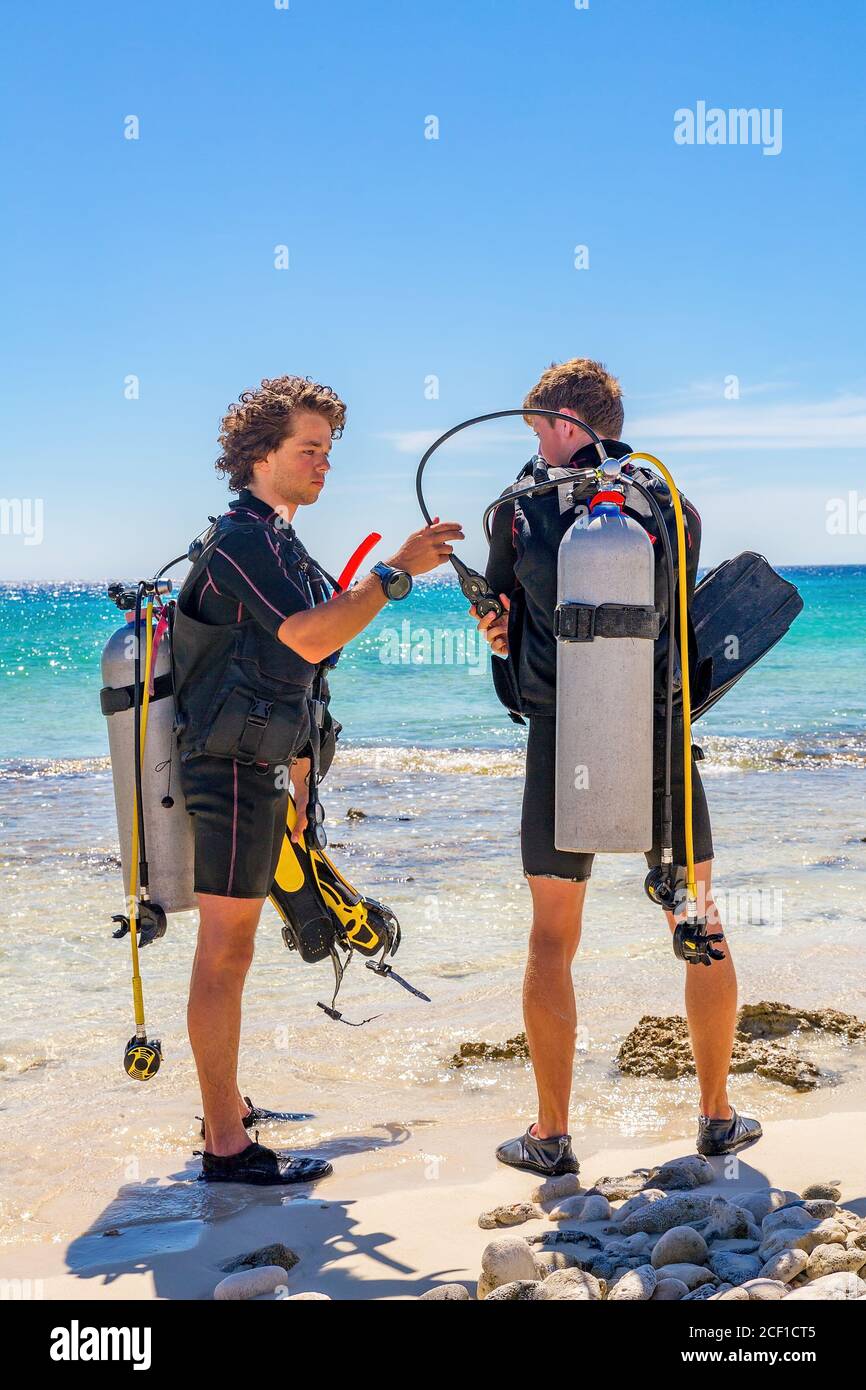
[555,602,661,642]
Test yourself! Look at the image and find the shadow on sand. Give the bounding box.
[63,1121,474,1300]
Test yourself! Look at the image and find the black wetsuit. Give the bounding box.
[174,489,324,899]
[485,440,713,881]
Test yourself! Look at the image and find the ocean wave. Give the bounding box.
[0,756,111,780]
[335,735,866,776]
[3,734,865,784]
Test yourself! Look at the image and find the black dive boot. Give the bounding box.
[197,1140,332,1186]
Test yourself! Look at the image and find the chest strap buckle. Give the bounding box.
[246,698,273,727]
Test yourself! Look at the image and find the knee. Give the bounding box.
[194,931,256,979]
[529,916,582,965]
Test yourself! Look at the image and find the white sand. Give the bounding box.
[1,1108,864,1300]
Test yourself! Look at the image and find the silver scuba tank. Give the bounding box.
[554,494,657,852]
[101,614,196,913]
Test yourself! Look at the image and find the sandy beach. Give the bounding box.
[1,1107,863,1301]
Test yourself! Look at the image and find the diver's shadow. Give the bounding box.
[64,1122,471,1299]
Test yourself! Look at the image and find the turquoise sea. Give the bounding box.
[1,567,865,1247]
[2,566,866,763]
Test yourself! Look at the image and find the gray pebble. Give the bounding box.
[708,1251,762,1285]
[479,1202,544,1230]
[214,1266,289,1301]
[647,1155,714,1191]
[653,1262,717,1290]
[802,1182,841,1202]
[651,1226,709,1269]
[651,1278,689,1301]
[620,1192,717,1236]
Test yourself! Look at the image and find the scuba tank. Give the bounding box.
[100,525,430,1079]
[100,601,195,915]
[415,409,733,967]
[554,492,658,852]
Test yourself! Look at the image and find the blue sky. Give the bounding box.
[2,0,864,580]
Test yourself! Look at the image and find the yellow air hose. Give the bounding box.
[126,599,156,1037]
[622,453,698,919]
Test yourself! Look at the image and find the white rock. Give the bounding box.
[651,1226,708,1269]
[533,1250,579,1275]
[784,1272,866,1301]
[548,1195,587,1221]
[739,1189,797,1224]
[806,1244,866,1280]
[741,1278,787,1301]
[548,1193,611,1223]
[214,1266,289,1301]
[759,1248,809,1282]
[284,1291,331,1300]
[530,1173,583,1204]
[541,1268,603,1301]
[483,1280,544,1301]
[608,1264,657,1301]
[478,1236,539,1298]
[759,1222,842,1261]
[615,1189,666,1224]
[715,1286,750,1301]
[419,1284,471,1300]
[581,1195,612,1222]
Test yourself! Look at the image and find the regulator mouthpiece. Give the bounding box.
[672,920,726,966]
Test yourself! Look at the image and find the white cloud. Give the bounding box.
[629,394,866,451]
[380,425,527,455]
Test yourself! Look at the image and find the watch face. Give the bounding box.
[388,571,412,600]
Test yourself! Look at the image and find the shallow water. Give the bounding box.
[1,571,865,1247]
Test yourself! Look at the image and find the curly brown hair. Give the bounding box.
[523,358,624,439]
[215,375,347,491]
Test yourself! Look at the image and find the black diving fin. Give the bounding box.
[268,797,430,1023]
[690,552,803,720]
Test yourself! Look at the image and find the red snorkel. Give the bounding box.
[336,532,382,592]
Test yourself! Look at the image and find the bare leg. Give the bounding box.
[523,876,587,1139]
[666,861,737,1119]
[188,893,263,1157]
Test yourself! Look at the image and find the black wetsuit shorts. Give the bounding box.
[180,754,289,899]
[521,714,713,882]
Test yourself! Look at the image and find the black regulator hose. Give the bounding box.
[415,409,608,618]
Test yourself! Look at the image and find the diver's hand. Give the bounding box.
[472,593,510,656]
[290,757,312,843]
[387,519,464,576]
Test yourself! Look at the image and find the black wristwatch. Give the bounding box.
[371,562,413,601]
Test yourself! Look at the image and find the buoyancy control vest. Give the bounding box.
[486,441,702,723]
[172,512,323,769]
